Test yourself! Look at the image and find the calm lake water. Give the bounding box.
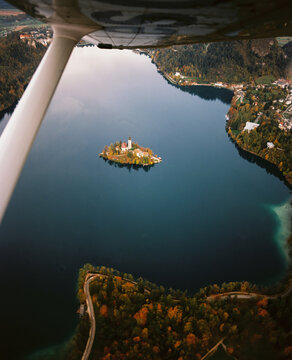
[0,48,290,359]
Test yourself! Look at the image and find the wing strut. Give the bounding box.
[0,33,80,222]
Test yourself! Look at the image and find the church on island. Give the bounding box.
[100,136,162,166]
[121,137,132,151]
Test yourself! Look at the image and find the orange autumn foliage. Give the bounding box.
[134,307,148,326]
[146,302,153,310]
[100,304,108,317]
[102,354,111,360]
[153,346,160,353]
[174,341,181,348]
[133,336,140,342]
[142,328,148,338]
[283,346,292,357]
[227,347,234,354]
[258,308,269,317]
[122,282,135,290]
[167,306,182,322]
[257,297,268,308]
[186,333,198,346]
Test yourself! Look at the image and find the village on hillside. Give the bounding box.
[226,81,292,186]
[230,79,292,132]
[99,137,162,166]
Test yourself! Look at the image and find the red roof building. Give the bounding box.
[121,142,128,151]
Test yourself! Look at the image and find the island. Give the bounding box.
[99,137,162,166]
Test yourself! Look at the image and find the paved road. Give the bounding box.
[206,282,292,302]
[81,274,99,360]
[200,338,225,360]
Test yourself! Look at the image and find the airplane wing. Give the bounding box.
[7,0,292,48]
[1,0,292,221]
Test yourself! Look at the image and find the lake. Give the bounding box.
[0,47,290,359]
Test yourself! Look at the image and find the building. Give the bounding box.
[243,122,260,132]
[133,149,143,157]
[121,142,128,151]
[267,142,275,149]
[273,79,290,88]
[128,136,132,149]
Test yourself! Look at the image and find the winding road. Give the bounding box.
[81,273,146,360]
[206,281,292,302]
[81,272,292,360]
[81,274,99,360]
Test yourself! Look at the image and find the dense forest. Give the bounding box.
[0,33,45,111]
[65,257,292,360]
[151,39,289,84]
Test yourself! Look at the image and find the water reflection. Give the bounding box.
[183,85,234,105]
[159,72,234,104]
[232,140,291,190]
[103,157,154,172]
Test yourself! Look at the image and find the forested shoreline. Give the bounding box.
[65,254,292,360]
[150,39,289,84]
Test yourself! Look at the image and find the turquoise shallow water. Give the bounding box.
[0,48,290,359]
[267,198,292,261]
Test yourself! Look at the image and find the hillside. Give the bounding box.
[151,39,289,84]
[0,32,45,112]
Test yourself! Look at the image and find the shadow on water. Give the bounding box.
[182,85,233,105]
[102,157,154,172]
[159,72,234,105]
[230,137,292,191]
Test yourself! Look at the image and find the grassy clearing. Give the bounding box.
[255,75,276,85]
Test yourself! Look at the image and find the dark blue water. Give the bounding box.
[0,48,290,359]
